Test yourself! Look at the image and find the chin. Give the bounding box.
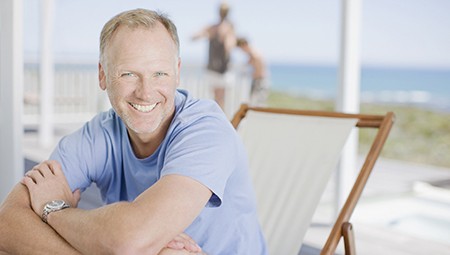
[129,119,163,135]
[128,124,159,135]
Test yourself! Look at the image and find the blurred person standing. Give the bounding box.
[192,2,236,110]
[236,37,270,106]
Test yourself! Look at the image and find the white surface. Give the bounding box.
[238,111,357,255]
[335,0,362,214]
[0,0,24,201]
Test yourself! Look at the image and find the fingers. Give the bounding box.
[179,233,201,252]
[166,233,202,252]
[23,168,45,184]
[21,164,54,196]
[38,160,63,176]
[23,160,64,181]
[47,160,64,176]
[21,174,36,188]
[166,239,184,250]
[72,189,81,208]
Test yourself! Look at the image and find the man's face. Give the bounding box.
[99,23,180,137]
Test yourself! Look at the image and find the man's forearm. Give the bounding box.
[46,201,168,255]
[46,202,131,255]
[1,185,200,255]
[22,170,209,255]
[0,184,81,255]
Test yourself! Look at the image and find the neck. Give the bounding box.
[128,133,161,159]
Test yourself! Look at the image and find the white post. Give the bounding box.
[0,0,24,201]
[39,0,55,148]
[335,0,361,213]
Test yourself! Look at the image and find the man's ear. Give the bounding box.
[176,57,181,87]
[98,62,107,91]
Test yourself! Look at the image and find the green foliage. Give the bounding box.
[267,91,450,168]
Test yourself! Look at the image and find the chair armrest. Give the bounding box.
[342,222,356,255]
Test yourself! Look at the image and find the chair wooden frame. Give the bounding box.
[231,104,395,255]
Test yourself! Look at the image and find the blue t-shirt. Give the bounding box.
[50,89,267,254]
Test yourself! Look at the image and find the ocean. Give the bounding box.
[24,62,450,113]
[268,64,450,112]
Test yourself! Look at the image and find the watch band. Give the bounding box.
[42,200,70,223]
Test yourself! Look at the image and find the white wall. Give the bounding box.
[0,0,24,201]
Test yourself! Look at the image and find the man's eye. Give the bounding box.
[155,72,167,77]
[121,72,135,77]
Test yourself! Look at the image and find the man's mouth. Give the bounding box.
[130,102,157,113]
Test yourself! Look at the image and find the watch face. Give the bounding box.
[48,200,65,210]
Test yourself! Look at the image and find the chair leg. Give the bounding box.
[342,222,356,255]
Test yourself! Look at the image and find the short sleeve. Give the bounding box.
[49,116,109,193]
[161,115,237,207]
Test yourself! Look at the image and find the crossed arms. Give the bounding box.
[0,160,211,255]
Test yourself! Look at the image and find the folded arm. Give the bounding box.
[0,184,81,255]
[22,160,212,255]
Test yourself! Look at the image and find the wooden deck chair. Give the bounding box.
[231,104,394,255]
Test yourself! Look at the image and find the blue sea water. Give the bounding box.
[269,64,450,112]
[27,62,450,112]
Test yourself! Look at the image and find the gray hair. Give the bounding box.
[99,8,180,63]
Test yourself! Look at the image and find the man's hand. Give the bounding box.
[160,233,207,255]
[21,160,81,217]
[159,232,207,254]
[166,233,202,252]
[159,248,207,255]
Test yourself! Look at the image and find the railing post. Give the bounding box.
[335,0,362,214]
[0,0,24,201]
[39,0,55,148]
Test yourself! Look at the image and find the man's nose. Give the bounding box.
[135,78,154,100]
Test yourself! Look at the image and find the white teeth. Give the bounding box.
[130,102,157,113]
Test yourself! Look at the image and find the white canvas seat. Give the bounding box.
[231,104,394,255]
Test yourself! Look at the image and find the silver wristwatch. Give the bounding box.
[42,200,70,223]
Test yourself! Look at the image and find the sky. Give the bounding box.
[23,0,450,69]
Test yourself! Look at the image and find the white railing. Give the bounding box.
[23,63,251,127]
[24,63,106,127]
[180,64,252,117]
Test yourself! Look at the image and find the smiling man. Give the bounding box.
[0,9,267,255]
